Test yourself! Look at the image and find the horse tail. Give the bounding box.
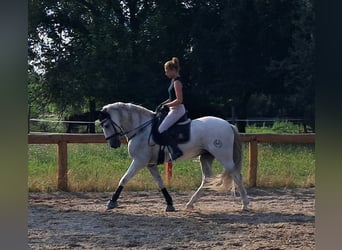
[231,124,242,172]
[205,124,242,192]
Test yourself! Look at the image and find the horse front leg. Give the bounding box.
[107,159,145,209]
[147,165,175,212]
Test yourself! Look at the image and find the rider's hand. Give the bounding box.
[161,105,169,113]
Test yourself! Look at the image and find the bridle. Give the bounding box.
[100,118,124,140]
[99,111,154,141]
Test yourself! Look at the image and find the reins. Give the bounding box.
[101,116,155,141]
[124,118,154,141]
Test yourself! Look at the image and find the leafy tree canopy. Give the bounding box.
[28,0,315,131]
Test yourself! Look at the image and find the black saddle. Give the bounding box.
[151,106,191,146]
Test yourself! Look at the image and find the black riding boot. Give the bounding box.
[161,131,183,161]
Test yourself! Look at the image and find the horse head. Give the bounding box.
[98,109,122,148]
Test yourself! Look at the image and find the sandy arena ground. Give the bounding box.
[28,188,315,249]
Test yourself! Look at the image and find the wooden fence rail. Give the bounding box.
[28,133,315,191]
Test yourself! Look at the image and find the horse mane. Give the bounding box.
[103,102,155,117]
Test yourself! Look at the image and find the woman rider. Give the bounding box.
[158,57,186,161]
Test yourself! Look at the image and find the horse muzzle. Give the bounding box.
[108,137,121,148]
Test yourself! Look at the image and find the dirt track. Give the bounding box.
[28,188,315,249]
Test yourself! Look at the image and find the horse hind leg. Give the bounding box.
[230,170,249,211]
[206,160,249,212]
[186,153,214,210]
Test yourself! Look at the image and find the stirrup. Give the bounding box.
[169,150,183,161]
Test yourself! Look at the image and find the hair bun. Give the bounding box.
[172,57,179,67]
[164,57,180,72]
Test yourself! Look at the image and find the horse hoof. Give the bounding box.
[241,206,249,212]
[166,205,176,212]
[107,200,118,210]
[186,204,194,210]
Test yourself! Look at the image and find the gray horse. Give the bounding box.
[99,102,249,212]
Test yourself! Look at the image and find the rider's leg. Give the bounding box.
[158,105,185,134]
[158,105,185,161]
[161,131,183,161]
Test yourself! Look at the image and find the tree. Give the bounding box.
[265,0,315,130]
[29,0,191,112]
[28,0,315,133]
[29,0,155,114]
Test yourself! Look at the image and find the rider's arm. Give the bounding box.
[161,99,171,105]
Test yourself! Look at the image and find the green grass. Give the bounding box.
[255,144,315,187]
[28,142,315,192]
[246,121,305,134]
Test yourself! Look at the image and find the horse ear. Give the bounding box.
[94,110,101,117]
[98,110,109,121]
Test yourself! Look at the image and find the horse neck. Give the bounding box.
[119,107,153,133]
